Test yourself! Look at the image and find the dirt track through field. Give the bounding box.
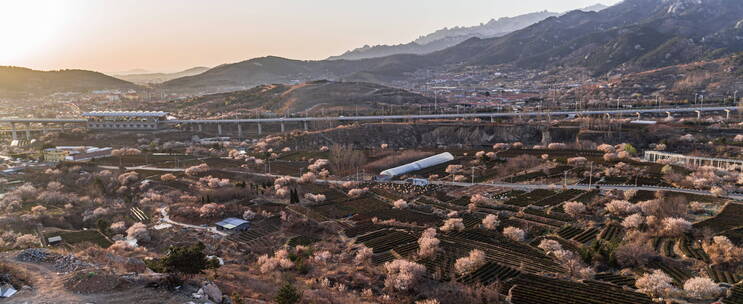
[0,253,190,304]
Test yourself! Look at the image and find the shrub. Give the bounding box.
[538,239,562,254]
[563,201,586,217]
[160,173,177,181]
[417,228,439,258]
[347,187,369,198]
[605,200,637,216]
[185,163,210,176]
[355,246,373,265]
[393,199,408,209]
[482,214,499,230]
[636,270,677,298]
[384,259,426,291]
[622,213,645,230]
[454,249,486,275]
[661,217,691,237]
[440,218,464,232]
[703,236,743,266]
[503,227,525,242]
[683,277,721,300]
[304,193,326,203]
[126,223,150,242]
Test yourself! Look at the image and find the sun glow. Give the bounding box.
[0,1,70,65]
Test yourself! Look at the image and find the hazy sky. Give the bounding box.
[0,0,621,73]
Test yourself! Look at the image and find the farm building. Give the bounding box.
[215,218,250,232]
[379,152,454,179]
[43,146,112,162]
[47,236,62,245]
[0,284,16,298]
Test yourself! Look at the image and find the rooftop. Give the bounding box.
[215,217,249,229]
[81,111,168,117]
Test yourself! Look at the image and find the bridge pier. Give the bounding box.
[42,123,48,134]
[666,111,672,119]
[304,121,308,131]
[10,123,17,141]
[635,112,641,120]
[237,123,242,138]
[695,110,701,120]
[257,123,262,135]
[217,124,222,135]
[280,122,285,133]
[25,123,31,140]
[197,124,203,132]
[725,109,731,120]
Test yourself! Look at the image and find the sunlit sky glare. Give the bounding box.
[0,0,621,73]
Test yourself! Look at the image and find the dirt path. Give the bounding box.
[0,253,191,304]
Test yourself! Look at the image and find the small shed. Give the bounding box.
[0,284,17,298]
[215,218,250,232]
[47,236,63,245]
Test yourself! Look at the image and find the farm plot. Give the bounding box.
[534,189,585,207]
[45,230,112,248]
[708,267,738,284]
[310,196,389,219]
[440,230,563,274]
[503,189,557,207]
[557,226,585,240]
[647,260,691,284]
[651,237,676,258]
[299,183,346,202]
[364,208,442,226]
[358,230,418,254]
[227,216,281,249]
[572,228,600,244]
[599,225,624,243]
[507,274,654,304]
[724,284,743,304]
[507,165,574,183]
[459,262,521,286]
[593,273,636,287]
[677,234,710,262]
[694,203,743,233]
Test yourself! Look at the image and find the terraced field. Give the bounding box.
[504,189,557,207]
[694,203,743,233]
[594,273,636,287]
[506,274,654,304]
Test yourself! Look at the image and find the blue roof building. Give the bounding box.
[215,217,250,231]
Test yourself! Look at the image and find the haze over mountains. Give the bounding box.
[161,0,743,93]
[327,4,608,61]
[143,80,432,116]
[115,67,210,85]
[2,0,742,99]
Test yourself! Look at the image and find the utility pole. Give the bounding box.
[587,162,593,190]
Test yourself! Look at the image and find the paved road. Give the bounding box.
[99,164,741,200]
[158,207,227,236]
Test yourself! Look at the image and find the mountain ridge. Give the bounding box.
[0,66,139,97]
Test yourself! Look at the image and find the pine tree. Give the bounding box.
[274,282,301,304]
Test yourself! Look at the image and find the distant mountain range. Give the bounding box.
[328,5,609,61]
[116,67,210,85]
[150,80,432,115]
[0,66,138,97]
[162,0,743,93]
